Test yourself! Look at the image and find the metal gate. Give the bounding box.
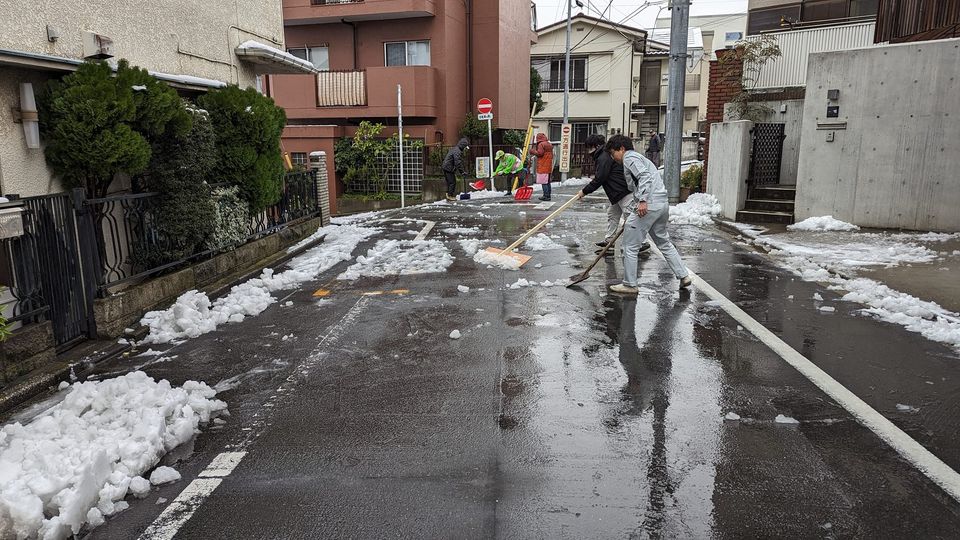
[2,193,96,348]
[749,123,786,187]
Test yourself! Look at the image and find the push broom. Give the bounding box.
[480,195,580,268]
[566,225,623,287]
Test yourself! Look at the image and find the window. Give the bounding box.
[803,0,848,23]
[532,56,587,92]
[290,152,308,169]
[684,73,701,89]
[747,5,802,34]
[384,40,431,67]
[287,46,329,70]
[725,31,743,42]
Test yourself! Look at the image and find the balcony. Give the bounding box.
[272,65,439,119]
[284,0,436,25]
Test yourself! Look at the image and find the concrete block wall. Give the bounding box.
[311,152,331,226]
[795,38,960,231]
[703,49,743,190]
[706,121,753,220]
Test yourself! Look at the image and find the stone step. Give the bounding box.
[751,186,797,201]
[743,198,796,213]
[736,209,795,225]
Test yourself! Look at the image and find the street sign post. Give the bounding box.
[559,123,572,173]
[477,98,494,190]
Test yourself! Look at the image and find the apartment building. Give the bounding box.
[270,0,536,206]
[0,0,305,198]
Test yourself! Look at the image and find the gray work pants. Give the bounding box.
[605,197,627,241]
[622,202,689,287]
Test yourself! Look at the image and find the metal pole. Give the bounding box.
[665,0,690,203]
[487,116,495,190]
[561,0,572,184]
[398,84,405,208]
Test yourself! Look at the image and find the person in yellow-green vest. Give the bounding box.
[492,149,525,195]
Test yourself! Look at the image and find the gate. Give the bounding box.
[1,193,96,348]
[749,123,786,187]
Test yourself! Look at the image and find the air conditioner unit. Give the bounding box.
[82,31,114,59]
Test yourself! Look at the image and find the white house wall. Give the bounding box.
[794,38,960,231]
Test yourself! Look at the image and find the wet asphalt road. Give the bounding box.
[78,188,960,539]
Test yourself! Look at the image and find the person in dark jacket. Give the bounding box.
[442,138,470,200]
[577,134,649,255]
[645,130,662,167]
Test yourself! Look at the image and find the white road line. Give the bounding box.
[139,478,222,540]
[414,220,436,241]
[657,240,960,502]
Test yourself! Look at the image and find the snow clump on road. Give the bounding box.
[449,330,462,339]
[338,239,454,280]
[148,466,181,485]
[458,239,482,256]
[442,226,481,235]
[0,372,224,539]
[524,233,565,251]
[473,249,521,270]
[788,216,860,232]
[560,177,591,187]
[141,224,375,344]
[669,193,722,226]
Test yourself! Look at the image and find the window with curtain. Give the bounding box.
[532,56,587,92]
[287,46,329,70]
[384,40,431,67]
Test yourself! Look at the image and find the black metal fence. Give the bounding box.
[86,171,322,294]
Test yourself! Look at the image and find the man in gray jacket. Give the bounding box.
[604,135,691,294]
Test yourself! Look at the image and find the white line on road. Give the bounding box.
[138,477,222,540]
[414,220,436,241]
[669,252,960,502]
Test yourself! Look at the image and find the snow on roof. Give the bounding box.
[149,71,227,89]
[648,27,705,50]
[235,40,318,74]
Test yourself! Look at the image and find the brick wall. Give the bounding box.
[703,48,743,190]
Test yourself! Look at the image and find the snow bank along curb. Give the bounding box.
[669,193,722,226]
[337,239,454,280]
[141,224,376,344]
[0,372,226,539]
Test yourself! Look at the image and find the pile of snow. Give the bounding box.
[148,466,181,485]
[338,239,453,280]
[449,330,461,339]
[669,193,722,226]
[465,190,509,200]
[457,285,470,293]
[774,414,800,424]
[331,210,385,225]
[473,249,521,271]
[787,216,860,232]
[0,372,224,539]
[560,177,591,187]
[442,226,481,235]
[757,237,938,272]
[141,224,375,344]
[508,278,565,289]
[458,239,482,256]
[524,233,565,251]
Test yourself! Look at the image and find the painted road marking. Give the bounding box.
[140,297,371,539]
[414,220,435,241]
[647,243,960,503]
[533,201,556,210]
[313,288,331,297]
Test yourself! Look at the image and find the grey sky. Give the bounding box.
[533,0,748,30]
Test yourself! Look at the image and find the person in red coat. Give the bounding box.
[529,132,554,201]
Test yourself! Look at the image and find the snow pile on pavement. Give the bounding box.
[524,233,565,251]
[669,193,722,226]
[473,249,522,270]
[457,285,470,293]
[560,177,591,187]
[148,466,181,485]
[0,372,225,539]
[449,330,461,339]
[458,239,482,256]
[331,210,384,225]
[788,216,860,232]
[338,239,453,280]
[141,224,375,344]
[442,226,481,235]
[757,237,938,271]
[508,278,566,289]
[465,190,509,200]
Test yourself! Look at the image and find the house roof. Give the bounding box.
[537,13,647,39]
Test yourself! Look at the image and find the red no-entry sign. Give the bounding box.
[477,98,493,114]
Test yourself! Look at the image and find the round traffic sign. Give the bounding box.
[477,98,493,114]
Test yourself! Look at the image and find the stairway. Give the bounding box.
[736,186,796,225]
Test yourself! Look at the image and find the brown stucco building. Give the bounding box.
[268,0,537,212]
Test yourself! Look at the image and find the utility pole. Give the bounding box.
[665,0,690,203]
[561,0,574,185]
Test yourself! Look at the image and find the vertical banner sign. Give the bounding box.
[475,157,490,178]
[559,123,572,173]
[477,98,494,190]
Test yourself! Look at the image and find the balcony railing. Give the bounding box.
[539,79,587,92]
[317,70,367,107]
[310,0,362,5]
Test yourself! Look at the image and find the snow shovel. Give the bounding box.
[469,179,486,191]
[514,184,533,200]
[566,226,623,287]
[482,194,580,267]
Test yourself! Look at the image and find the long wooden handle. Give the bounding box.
[500,195,580,254]
[581,226,624,274]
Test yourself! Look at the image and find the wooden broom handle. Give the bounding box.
[500,195,581,254]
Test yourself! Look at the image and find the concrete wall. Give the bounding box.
[0,67,61,197]
[794,38,960,231]
[728,98,804,185]
[707,120,752,220]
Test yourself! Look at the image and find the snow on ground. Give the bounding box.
[508,278,566,289]
[749,230,960,350]
[338,239,453,280]
[141,224,376,344]
[788,216,860,232]
[458,239,482,256]
[442,226,481,235]
[464,190,509,200]
[560,177,591,187]
[330,210,385,225]
[523,233,566,251]
[0,372,225,539]
[473,249,521,271]
[669,193,722,226]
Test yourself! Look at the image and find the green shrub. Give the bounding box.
[502,129,526,148]
[459,113,488,141]
[38,61,151,198]
[132,105,217,268]
[198,86,286,213]
[115,60,191,143]
[680,164,703,189]
[206,186,250,250]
